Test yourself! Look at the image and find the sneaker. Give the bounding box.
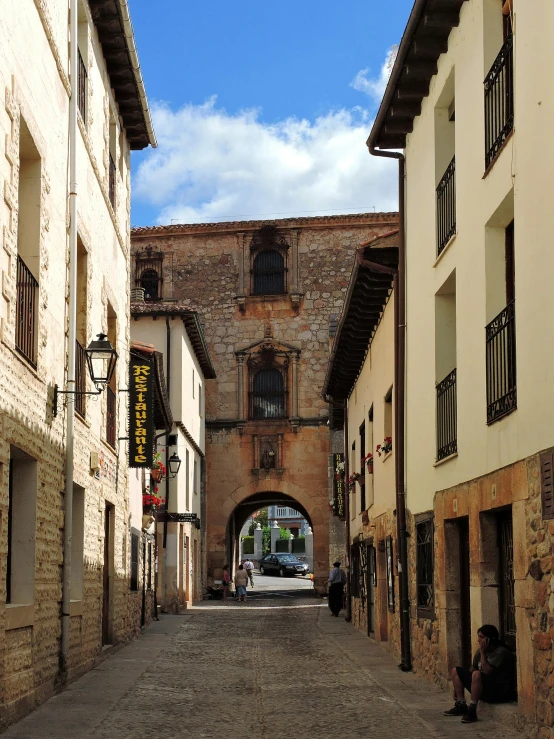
[461,708,478,724]
[444,703,468,716]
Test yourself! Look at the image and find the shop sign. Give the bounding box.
[333,452,345,519]
[128,355,154,468]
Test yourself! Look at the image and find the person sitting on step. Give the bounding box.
[444,624,515,724]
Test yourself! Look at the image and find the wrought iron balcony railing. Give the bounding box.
[436,368,457,461]
[16,255,38,367]
[78,50,87,120]
[486,301,516,424]
[75,339,86,418]
[109,154,116,209]
[106,387,116,447]
[436,156,456,256]
[484,34,514,169]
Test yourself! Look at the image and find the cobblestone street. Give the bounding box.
[2,584,520,739]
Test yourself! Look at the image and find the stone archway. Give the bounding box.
[207,479,329,593]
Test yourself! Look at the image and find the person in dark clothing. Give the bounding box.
[444,624,515,724]
[328,561,346,617]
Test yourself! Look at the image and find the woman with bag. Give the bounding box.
[222,564,231,601]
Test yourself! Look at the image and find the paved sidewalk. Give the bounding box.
[2,595,521,739]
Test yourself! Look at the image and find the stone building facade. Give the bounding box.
[0,0,154,728]
[131,213,398,591]
[366,0,554,735]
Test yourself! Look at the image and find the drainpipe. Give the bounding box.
[343,404,351,622]
[60,0,79,676]
[366,145,411,671]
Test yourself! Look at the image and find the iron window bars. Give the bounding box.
[385,536,395,613]
[78,49,87,120]
[252,250,285,295]
[75,339,87,418]
[484,33,514,169]
[486,300,516,424]
[106,386,116,447]
[436,368,457,460]
[251,368,285,419]
[109,154,116,209]
[16,255,38,367]
[416,518,434,614]
[436,156,456,256]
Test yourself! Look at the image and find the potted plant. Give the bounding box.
[362,452,374,473]
[376,437,393,457]
[142,485,165,514]
[348,471,361,491]
[150,450,166,482]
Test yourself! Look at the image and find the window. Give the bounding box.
[75,239,88,418]
[435,271,457,460]
[359,422,366,512]
[109,109,117,208]
[185,450,190,510]
[350,441,356,522]
[147,542,152,590]
[384,387,393,442]
[140,269,160,301]
[130,531,139,591]
[198,384,202,416]
[416,517,434,616]
[106,304,117,447]
[16,118,41,367]
[252,368,285,419]
[192,370,195,398]
[193,459,198,495]
[385,536,395,613]
[253,250,285,295]
[71,485,85,601]
[435,69,456,256]
[7,448,37,604]
[77,1,88,122]
[367,406,374,508]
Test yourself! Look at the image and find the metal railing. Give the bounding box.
[75,339,86,418]
[16,256,38,367]
[78,50,87,120]
[484,34,513,169]
[106,387,116,447]
[486,301,516,424]
[436,156,456,255]
[436,368,457,460]
[109,155,116,209]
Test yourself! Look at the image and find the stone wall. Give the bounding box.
[131,214,399,591]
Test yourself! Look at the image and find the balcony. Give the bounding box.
[486,301,516,424]
[106,387,116,447]
[78,50,87,120]
[16,255,38,367]
[75,339,86,418]
[436,156,456,256]
[109,154,116,209]
[484,34,514,169]
[436,368,457,461]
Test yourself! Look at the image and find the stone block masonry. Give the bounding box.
[131,213,399,592]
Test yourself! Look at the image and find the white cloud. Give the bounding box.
[350,46,399,104]
[133,96,398,225]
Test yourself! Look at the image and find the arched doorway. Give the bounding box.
[222,490,326,594]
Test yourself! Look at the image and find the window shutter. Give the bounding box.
[540,450,554,520]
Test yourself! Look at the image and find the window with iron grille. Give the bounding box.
[130,532,139,591]
[135,246,164,301]
[140,269,160,301]
[416,517,434,616]
[147,542,152,590]
[252,250,285,295]
[252,368,285,419]
[385,536,395,613]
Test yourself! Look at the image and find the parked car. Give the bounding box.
[259,553,309,577]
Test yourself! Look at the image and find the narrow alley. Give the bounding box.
[2,585,520,739]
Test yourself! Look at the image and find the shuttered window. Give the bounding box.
[540,450,554,520]
[416,518,434,615]
[252,250,285,295]
[252,368,285,419]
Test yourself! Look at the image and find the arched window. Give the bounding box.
[252,368,285,418]
[252,250,285,295]
[141,269,160,301]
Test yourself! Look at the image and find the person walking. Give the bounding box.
[328,561,346,617]
[222,564,231,601]
[234,564,249,602]
[244,558,254,587]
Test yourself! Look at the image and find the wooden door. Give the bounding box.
[102,505,111,645]
[366,544,376,636]
[458,518,472,667]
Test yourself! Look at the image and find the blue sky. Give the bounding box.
[129,0,414,226]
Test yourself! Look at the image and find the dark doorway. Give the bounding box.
[366,543,376,636]
[102,504,113,645]
[457,517,472,667]
[498,509,516,652]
